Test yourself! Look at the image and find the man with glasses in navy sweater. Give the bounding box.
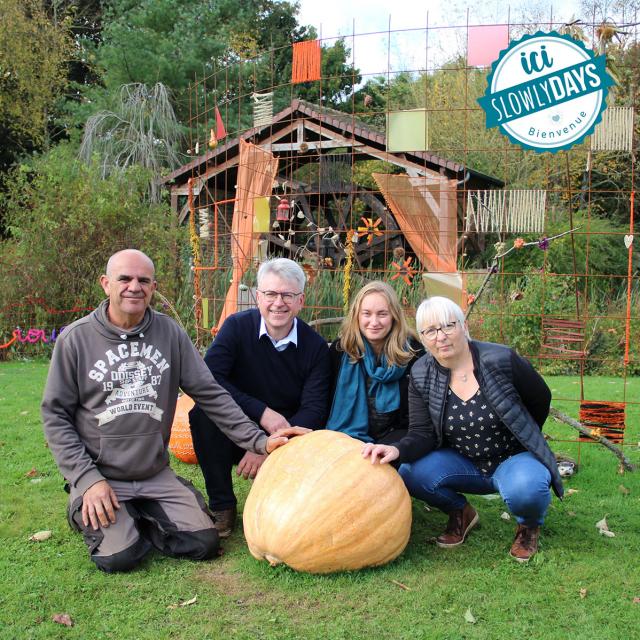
[189,258,330,537]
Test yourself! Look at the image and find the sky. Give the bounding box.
[295,0,586,78]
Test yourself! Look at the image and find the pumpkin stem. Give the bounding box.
[265,554,281,567]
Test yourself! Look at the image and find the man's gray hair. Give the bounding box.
[257,258,306,292]
[416,296,470,339]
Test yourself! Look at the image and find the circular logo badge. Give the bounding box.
[478,31,614,153]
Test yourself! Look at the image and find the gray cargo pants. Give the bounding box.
[68,467,219,572]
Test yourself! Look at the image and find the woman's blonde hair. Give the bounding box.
[338,281,417,366]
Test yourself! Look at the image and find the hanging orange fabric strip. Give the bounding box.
[292,40,321,83]
[213,140,279,335]
[624,190,634,365]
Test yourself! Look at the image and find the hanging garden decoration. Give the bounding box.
[208,128,217,149]
[391,256,417,286]
[357,216,383,245]
[343,230,356,312]
[276,197,291,222]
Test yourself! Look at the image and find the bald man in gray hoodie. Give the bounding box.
[42,249,306,572]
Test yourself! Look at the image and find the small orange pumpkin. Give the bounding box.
[243,430,412,574]
[169,394,198,464]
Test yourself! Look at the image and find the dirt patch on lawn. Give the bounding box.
[195,553,325,614]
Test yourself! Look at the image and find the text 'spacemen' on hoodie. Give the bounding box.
[42,300,268,495]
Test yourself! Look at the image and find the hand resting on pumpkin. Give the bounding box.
[260,406,291,434]
[265,426,312,454]
[361,443,400,465]
[236,451,267,479]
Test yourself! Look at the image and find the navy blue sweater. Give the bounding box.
[201,309,330,428]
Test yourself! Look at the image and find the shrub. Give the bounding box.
[0,143,186,357]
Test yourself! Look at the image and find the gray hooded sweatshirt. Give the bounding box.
[42,300,268,495]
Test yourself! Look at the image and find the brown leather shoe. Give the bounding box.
[211,506,237,538]
[436,503,479,548]
[509,524,540,562]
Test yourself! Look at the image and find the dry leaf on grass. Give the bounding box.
[464,608,477,624]
[619,484,630,496]
[595,517,615,537]
[25,468,39,478]
[632,597,640,604]
[167,595,197,610]
[29,530,52,542]
[52,613,73,627]
[566,488,579,495]
[579,588,588,599]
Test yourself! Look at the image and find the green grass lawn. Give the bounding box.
[0,361,639,640]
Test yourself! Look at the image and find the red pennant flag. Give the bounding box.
[215,107,226,140]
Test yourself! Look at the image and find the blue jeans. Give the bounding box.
[399,449,552,527]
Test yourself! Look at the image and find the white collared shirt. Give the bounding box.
[259,317,298,351]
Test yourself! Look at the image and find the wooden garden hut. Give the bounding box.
[159,99,503,331]
[159,98,502,268]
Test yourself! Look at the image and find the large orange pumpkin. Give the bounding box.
[169,394,198,464]
[243,430,412,574]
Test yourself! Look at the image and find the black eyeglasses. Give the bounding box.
[420,321,459,341]
[258,290,302,303]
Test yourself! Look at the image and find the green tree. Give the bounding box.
[98,1,296,116]
[0,0,72,162]
[47,0,107,134]
[78,83,183,200]
[95,0,359,127]
[0,0,78,237]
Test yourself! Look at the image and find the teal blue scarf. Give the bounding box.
[326,341,407,442]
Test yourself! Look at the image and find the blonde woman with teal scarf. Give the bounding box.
[327,281,423,443]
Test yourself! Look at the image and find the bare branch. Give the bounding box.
[549,407,637,472]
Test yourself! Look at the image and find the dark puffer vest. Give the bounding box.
[395,340,563,498]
